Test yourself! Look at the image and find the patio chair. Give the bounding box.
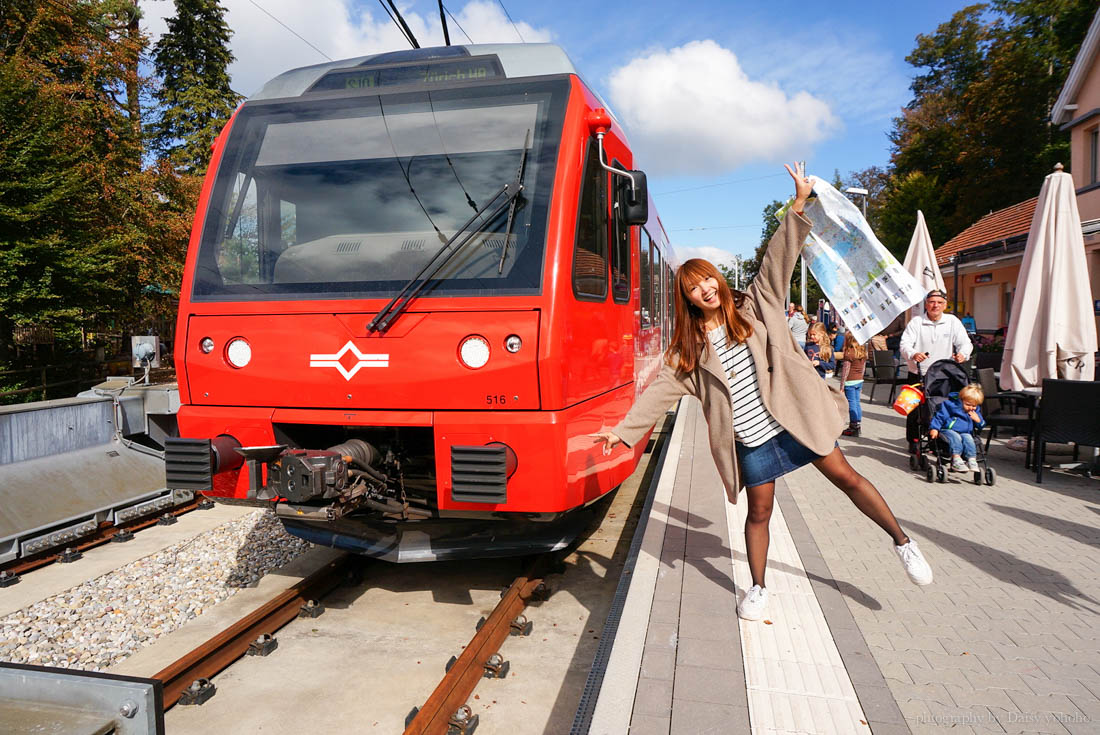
[867,350,901,405]
[977,368,1036,463]
[1034,378,1100,483]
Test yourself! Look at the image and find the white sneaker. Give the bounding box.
[895,539,933,586]
[966,457,979,472]
[737,584,769,620]
[950,457,967,472]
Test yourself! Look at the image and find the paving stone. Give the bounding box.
[645,622,679,651]
[986,707,1072,735]
[669,700,749,735]
[1019,674,1096,699]
[944,684,1019,710]
[923,649,992,672]
[641,647,677,681]
[627,712,671,735]
[633,676,674,716]
[672,664,746,707]
[962,670,1032,692]
[674,635,740,671]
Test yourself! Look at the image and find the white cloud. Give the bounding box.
[606,40,838,176]
[140,1,552,98]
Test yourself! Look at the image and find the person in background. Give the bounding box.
[839,331,867,437]
[805,322,835,379]
[590,163,933,623]
[882,313,906,361]
[929,384,985,472]
[899,289,973,456]
[787,303,809,350]
[830,324,845,356]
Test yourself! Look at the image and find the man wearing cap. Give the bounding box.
[900,289,973,450]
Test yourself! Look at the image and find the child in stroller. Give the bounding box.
[930,383,984,472]
[909,359,997,485]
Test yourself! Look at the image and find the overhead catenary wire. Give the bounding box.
[657,171,787,196]
[441,3,474,44]
[385,0,421,49]
[247,0,332,61]
[376,0,415,48]
[496,0,525,42]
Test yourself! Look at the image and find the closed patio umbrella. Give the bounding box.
[1001,165,1097,390]
[902,210,945,319]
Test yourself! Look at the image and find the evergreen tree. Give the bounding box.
[0,0,146,362]
[149,0,241,172]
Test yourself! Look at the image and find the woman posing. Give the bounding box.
[592,163,932,621]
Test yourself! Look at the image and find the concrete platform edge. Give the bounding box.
[586,397,689,735]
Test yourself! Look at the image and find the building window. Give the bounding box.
[1091,127,1099,185]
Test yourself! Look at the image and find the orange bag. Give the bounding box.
[892,384,924,416]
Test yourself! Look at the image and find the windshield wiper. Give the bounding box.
[367,187,521,334]
[498,129,530,274]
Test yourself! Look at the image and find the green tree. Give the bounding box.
[889,1,1095,238]
[876,171,951,260]
[149,0,241,172]
[0,0,147,363]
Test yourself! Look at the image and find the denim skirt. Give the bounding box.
[736,431,822,487]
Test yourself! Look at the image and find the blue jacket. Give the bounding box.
[804,343,835,378]
[929,397,985,434]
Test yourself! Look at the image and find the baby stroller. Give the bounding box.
[907,359,997,486]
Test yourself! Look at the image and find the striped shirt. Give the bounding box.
[708,327,784,447]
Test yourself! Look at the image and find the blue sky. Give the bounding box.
[141,0,976,267]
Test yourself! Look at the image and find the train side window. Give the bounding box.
[640,230,652,327]
[572,142,608,300]
[217,173,261,284]
[652,246,663,327]
[610,164,631,304]
[665,264,674,335]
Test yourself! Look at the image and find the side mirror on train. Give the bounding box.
[586,108,649,226]
[622,171,648,226]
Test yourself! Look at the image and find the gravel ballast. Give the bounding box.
[0,510,310,671]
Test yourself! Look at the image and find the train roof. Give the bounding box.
[251,43,585,101]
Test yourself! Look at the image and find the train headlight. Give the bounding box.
[225,338,252,368]
[504,335,522,353]
[458,335,490,369]
[200,337,215,354]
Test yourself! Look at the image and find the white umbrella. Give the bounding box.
[902,210,946,319]
[1001,165,1098,390]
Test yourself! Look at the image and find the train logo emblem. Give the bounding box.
[309,341,390,380]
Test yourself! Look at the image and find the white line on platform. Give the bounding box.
[726,481,870,735]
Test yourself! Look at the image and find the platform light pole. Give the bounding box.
[845,186,869,219]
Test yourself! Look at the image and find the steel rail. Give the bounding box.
[0,498,202,578]
[153,553,355,708]
[404,557,547,735]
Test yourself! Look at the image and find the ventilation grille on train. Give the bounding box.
[165,437,213,491]
[450,445,507,504]
[401,239,425,251]
[336,240,361,253]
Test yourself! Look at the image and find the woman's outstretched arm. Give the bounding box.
[591,362,689,453]
[748,163,814,311]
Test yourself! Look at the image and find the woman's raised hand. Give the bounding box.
[590,431,623,456]
[784,161,813,211]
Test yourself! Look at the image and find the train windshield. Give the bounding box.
[192,79,568,301]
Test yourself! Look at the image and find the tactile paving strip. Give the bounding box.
[726,488,871,734]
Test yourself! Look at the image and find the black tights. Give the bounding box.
[743,447,908,588]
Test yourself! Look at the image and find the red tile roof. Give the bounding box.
[934,197,1037,265]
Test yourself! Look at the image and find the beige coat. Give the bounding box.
[613,211,848,502]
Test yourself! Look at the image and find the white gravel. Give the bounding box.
[0,510,311,671]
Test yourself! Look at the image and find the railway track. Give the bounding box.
[0,498,206,582]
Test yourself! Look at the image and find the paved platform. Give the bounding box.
[585,385,1099,735]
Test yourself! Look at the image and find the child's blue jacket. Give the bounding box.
[804,343,835,377]
[929,398,985,434]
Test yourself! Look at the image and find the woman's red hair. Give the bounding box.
[667,258,753,373]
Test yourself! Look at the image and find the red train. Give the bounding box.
[165,43,675,561]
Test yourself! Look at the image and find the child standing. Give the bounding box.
[805,323,835,379]
[839,331,867,437]
[928,384,985,472]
